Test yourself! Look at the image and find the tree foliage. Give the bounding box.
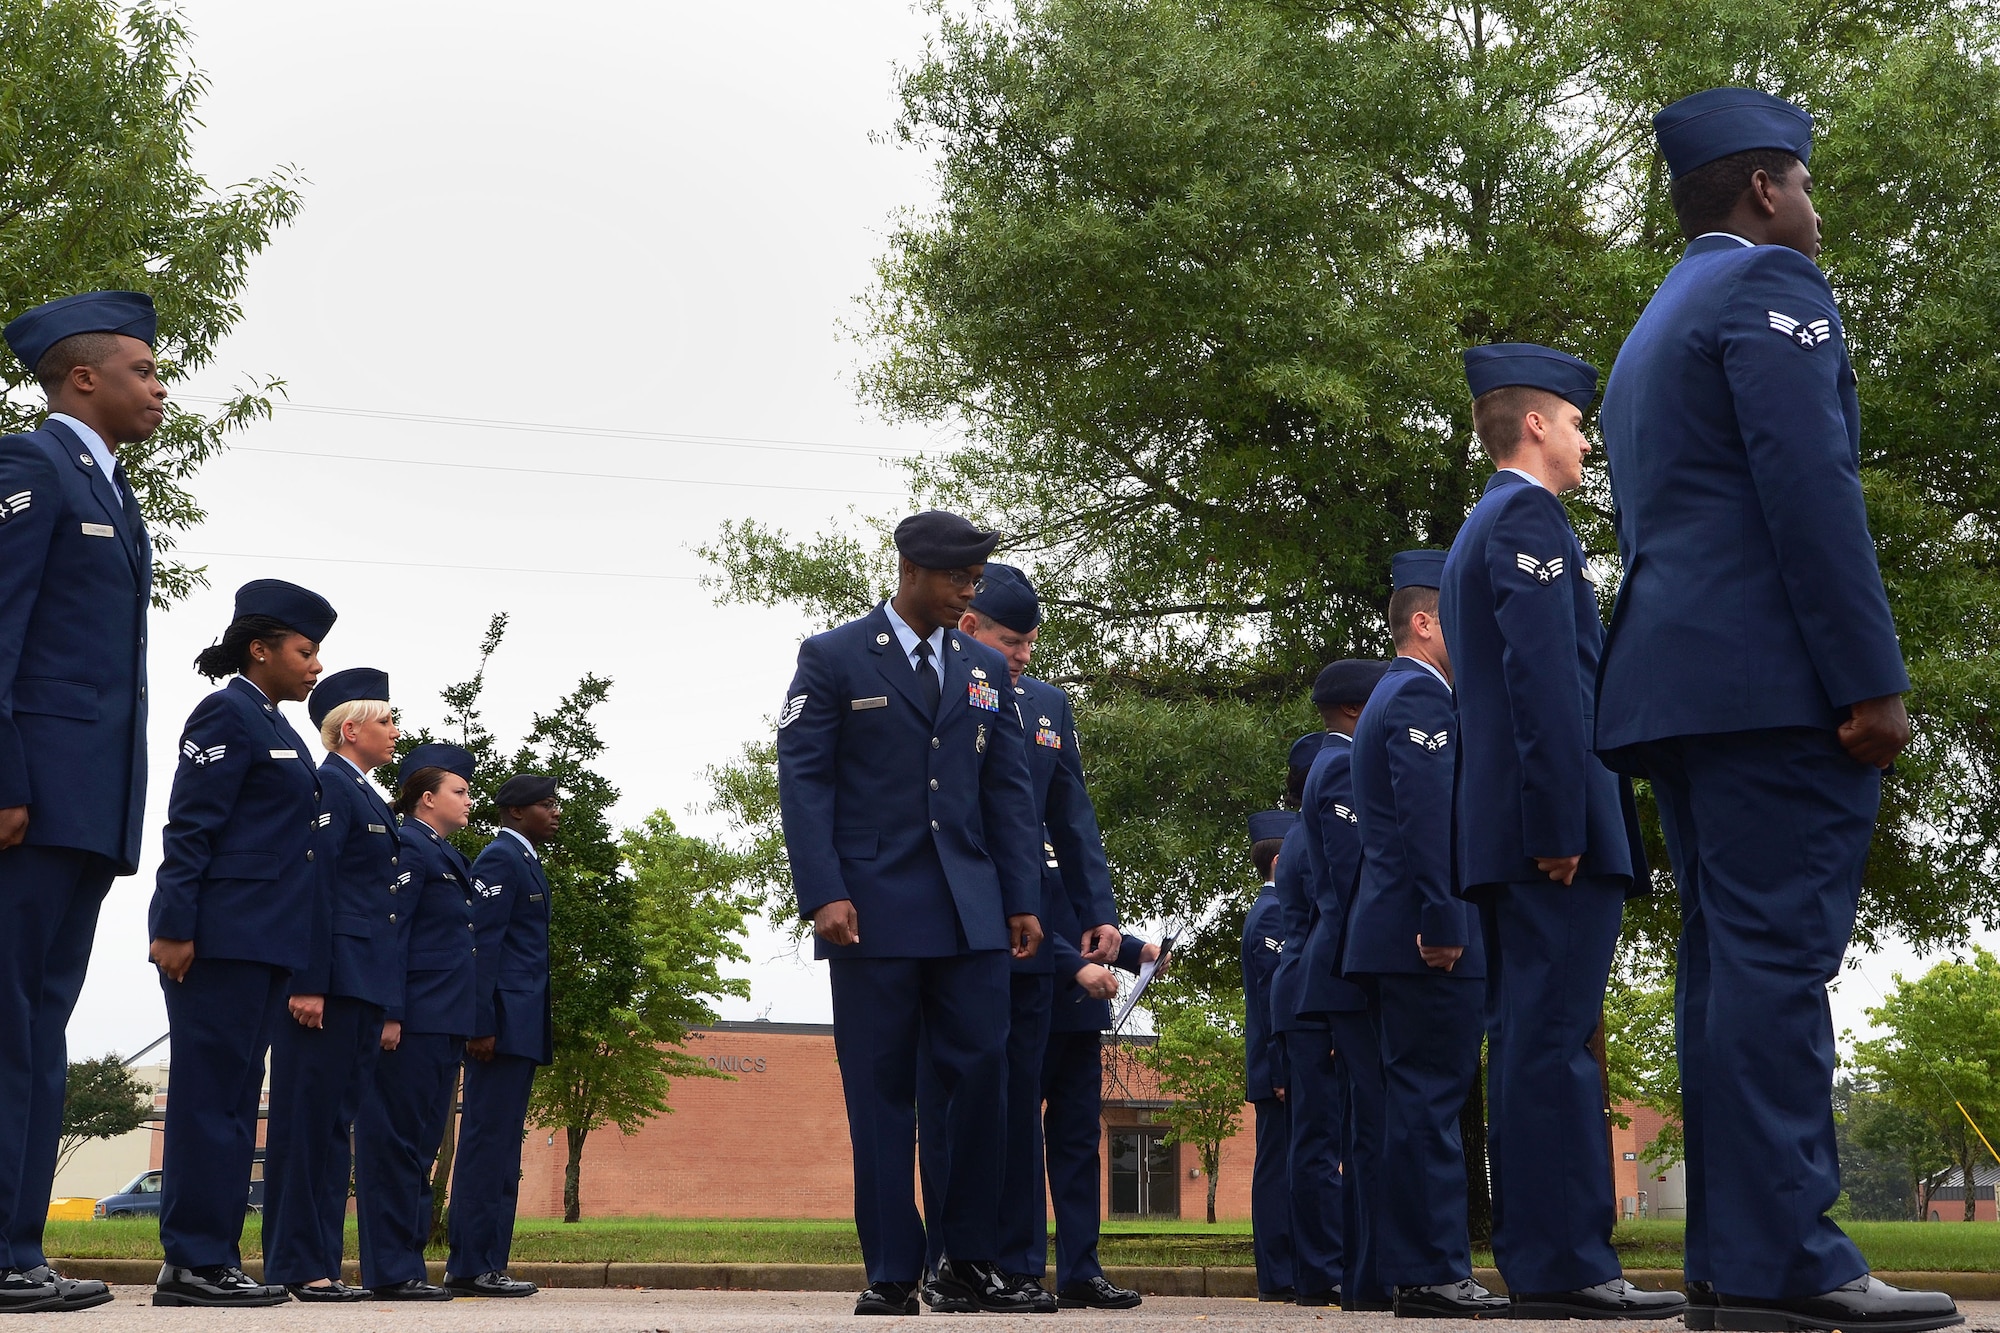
[1852,947,2000,1221]
[0,0,302,604]
[703,0,2000,974]
[1135,994,1245,1223]
[1836,1075,1947,1221]
[57,1053,152,1177]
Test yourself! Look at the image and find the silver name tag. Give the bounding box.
[80,522,115,537]
[851,696,889,710]
[367,823,387,833]
[269,749,298,759]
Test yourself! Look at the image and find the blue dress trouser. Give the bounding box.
[264,995,384,1284]
[1483,879,1625,1295]
[1370,972,1483,1287]
[158,958,288,1269]
[918,970,1048,1276]
[1281,1029,1346,1298]
[355,1032,464,1287]
[1039,1030,1105,1288]
[831,952,1010,1285]
[1328,1008,1390,1307]
[1637,728,1875,1300]
[448,1053,540,1277]
[0,846,111,1270]
[1249,1097,1294,1294]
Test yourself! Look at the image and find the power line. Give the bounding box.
[177,548,704,582]
[228,444,908,497]
[173,394,938,460]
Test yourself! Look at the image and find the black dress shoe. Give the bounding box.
[443,1271,538,1298]
[1714,1276,1963,1332]
[152,1265,289,1308]
[932,1258,1052,1313]
[1002,1273,1059,1314]
[0,1268,64,1314]
[1057,1275,1143,1309]
[1687,1280,1719,1332]
[368,1277,455,1301]
[20,1265,111,1311]
[1258,1285,1297,1302]
[1299,1287,1340,1307]
[1513,1278,1689,1320]
[1395,1278,1512,1318]
[285,1281,369,1303]
[855,1280,919,1315]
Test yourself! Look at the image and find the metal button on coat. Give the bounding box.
[931,819,939,830]
[931,737,939,748]
[929,779,939,790]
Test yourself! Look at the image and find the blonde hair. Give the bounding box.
[319,698,392,752]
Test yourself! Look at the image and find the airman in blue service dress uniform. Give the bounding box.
[1442,346,1682,1321]
[914,563,1123,1313]
[1296,659,1390,1311]
[0,291,160,1315]
[445,773,561,1299]
[776,510,1044,1317]
[1344,551,1506,1320]
[148,580,336,1308]
[1240,810,1294,1302]
[1270,731,1345,1307]
[263,668,404,1303]
[355,742,481,1302]
[1599,88,1957,1333]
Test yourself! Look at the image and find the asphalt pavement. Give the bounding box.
[11,1290,1997,1332]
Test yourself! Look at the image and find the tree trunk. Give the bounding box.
[427,1065,461,1248]
[563,1124,589,1223]
[1204,1145,1219,1224]
[1963,1146,1979,1223]
[1461,1056,1492,1246]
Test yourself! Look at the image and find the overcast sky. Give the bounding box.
[62,0,1985,1065]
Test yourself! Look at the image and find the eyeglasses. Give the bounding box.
[941,571,986,592]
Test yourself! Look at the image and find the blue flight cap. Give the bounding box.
[969,562,1041,633]
[1313,658,1391,707]
[307,667,389,729]
[894,509,1000,570]
[233,578,337,642]
[1288,731,1326,774]
[494,773,558,807]
[398,742,475,788]
[1392,549,1447,591]
[4,291,156,375]
[1248,809,1296,843]
[1463,343,1599,411]
[1654,87,1812,180]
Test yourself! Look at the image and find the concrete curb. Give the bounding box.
[46,1259,2000,1302]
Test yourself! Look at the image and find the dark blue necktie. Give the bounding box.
[913,639,941,717]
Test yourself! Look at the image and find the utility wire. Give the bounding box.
[177,548,704,582]
[228,444,907,497]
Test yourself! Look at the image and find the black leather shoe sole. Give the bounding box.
[0,1291,67,1314]
[1395,1296,1512,1319]
[855,1289,920,1315]
[1713,1305,1964,1333]
[368,1286,454,1302]
[1057,1288,1142,1310]
[1513,1296,1689,1321]
[56,1288,116,1312]
[153,1286,289,1308]
[285,1284,361,1303]
[443,1281,537,1298]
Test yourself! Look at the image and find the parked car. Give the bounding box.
[94,1151,265,1219]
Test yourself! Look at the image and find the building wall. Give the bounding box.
[50,1062,168,1203]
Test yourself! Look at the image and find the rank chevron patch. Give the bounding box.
[776,694,808,729]
[1407,727,1450,751]
[0,490,30,521]
[181,739,227,766]
[1768,311,1832,347]
[1516,552,1565,584]
[1333,803,1358,824]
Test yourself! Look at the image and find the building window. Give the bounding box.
[1108,1130,1179,1218]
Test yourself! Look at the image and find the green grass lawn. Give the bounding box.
[42,1216,2000,1272]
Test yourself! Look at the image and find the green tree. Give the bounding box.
[528,812,753,1221]
[57,1054,152,1177]
[1603,971,1682,1166]
[704,0,2000,971]
[1836,1075,1945,1221]
[1853,948,2000,1221]
[1135,995,1245,1223]
[0,0,302,603]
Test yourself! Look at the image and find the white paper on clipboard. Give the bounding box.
[1110,925,1180,1032]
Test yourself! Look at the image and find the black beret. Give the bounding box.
[1248,809,1296,843]
[969,562,1041,632]
[234,578,337,642]
[894,509,999,570]
[494,773,558,808]
[1312,659,1390,707]
[308,667,389,728]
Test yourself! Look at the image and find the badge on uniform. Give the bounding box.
[316,812,332,828]
[270,748,298,759]
[1263,937,1283,953]
[850,696,888,711]
[970,666,988,680]
[394,871,412,890]
[976,723,987,753]
[473,878,502,899]
[180,739,225,766]
[1035,717,1062,748]
[1333,803,1358,824]
[1407,727,1450,751]
[1516,553,1565,584]
[968,679,1000,712]
[367,823,387,833]
[0,490,29,523]
[777,694,808,729]
[1768,311,1831,347]
[81,522,114,537]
